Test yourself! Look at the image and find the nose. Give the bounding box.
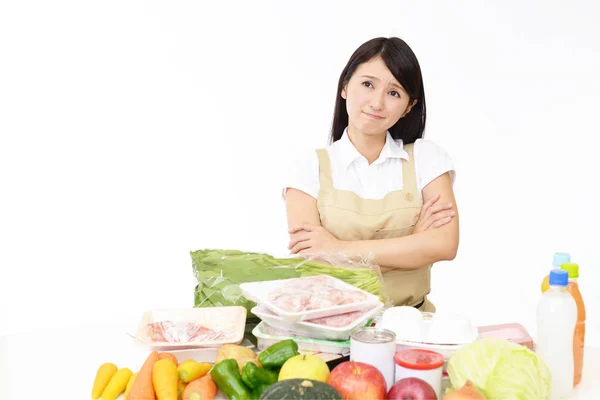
[369,89,385,111]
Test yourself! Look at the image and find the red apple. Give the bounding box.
[388,377,438,400]
[327,361,387,400]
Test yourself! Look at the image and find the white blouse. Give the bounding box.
[282,130,455,201]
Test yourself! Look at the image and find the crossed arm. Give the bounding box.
[284,172,459,270]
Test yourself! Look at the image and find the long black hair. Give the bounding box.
[330,37,426,144]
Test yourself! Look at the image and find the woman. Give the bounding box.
[282,37,459,312]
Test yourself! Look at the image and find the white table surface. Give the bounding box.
[0,321,598,400]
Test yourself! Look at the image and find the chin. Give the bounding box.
[357,125,388,137]
[353,118,390,137]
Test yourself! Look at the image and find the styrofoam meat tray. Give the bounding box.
[165,339,255,363]
[132,306,247,349]
[253,321,351,356]
[252,301,383,341]
[240,275,380,322]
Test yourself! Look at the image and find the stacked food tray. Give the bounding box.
[240,275,384,343]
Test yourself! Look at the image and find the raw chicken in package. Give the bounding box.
[191,249,390,319]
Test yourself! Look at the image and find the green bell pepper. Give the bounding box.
[241,362,278,390]
[257,339,299,369]
[210,359,252,400]
[251,383,271,399]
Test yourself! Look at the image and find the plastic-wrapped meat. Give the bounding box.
[304,297,337,311]
[145,321,227,343]
[266,276,368,312]
[340,290,367,304]
[267,291,311,312]
[306,309,367,327]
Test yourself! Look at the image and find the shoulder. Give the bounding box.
[281,147,322,200]
[413,138,456,190]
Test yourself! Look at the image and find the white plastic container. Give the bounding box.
[536,269,577,400]
[380,307,478,345]
[350,327,397,392]
[378,310,476,373]
[394,349,444,399]
[240,275,380,322]
[252,302,383,341]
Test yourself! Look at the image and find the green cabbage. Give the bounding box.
[447,338,551,400]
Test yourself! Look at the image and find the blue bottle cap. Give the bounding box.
[553,252,570,267]
[549,269,569,286]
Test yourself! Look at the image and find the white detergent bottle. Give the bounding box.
[536,269,577,400]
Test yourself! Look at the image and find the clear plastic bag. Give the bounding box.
[191,249,390,319]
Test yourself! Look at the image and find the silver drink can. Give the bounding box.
[350,327,397,392]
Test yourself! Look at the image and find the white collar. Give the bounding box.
[336,128,409,169]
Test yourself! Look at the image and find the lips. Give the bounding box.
[363,111,384,120]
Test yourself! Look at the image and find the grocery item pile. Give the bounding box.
[89,251,587,399]
[90,277,555,399]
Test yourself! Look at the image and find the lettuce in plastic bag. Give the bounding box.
[447,337,551,400]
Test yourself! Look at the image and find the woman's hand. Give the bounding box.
[288,223,341,255]
[413,193,455,234]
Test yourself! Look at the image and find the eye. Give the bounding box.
[389,90,400,98]
[362,81,374,88]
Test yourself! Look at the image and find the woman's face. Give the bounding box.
[342,56,416,138]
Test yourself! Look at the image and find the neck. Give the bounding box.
[347,125,386,164]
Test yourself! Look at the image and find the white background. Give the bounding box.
[1,0,599,350]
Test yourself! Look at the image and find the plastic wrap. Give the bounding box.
[191,249,390,319]
[240,275,381,322]
[253,321,352,356]
[252,302,383,341]
[133,306,247,349]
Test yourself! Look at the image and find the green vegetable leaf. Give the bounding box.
[447,338,551,400]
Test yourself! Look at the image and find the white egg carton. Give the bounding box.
[252,301,383,341]
[240,275,381,322]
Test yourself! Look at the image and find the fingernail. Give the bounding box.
[447,203,453,207]
[450,211,456,216]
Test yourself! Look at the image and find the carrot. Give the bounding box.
[159,352,179,367]
[178,380,187,400]
[92,363,118,399]
[177,361,212,383]
[127,350,159,400]
[153,358,179,400]
[124,372,138,398]
[182,375,216,400]
[101,368,133,400]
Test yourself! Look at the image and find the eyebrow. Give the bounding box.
[361,75,403,90]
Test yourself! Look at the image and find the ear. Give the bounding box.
[341,85,347,99]
[403,99,418,117]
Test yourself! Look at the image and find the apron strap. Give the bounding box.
[402,143,419,196]
[315,148,334,192]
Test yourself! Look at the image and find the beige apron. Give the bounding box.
[316,144,435,312]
